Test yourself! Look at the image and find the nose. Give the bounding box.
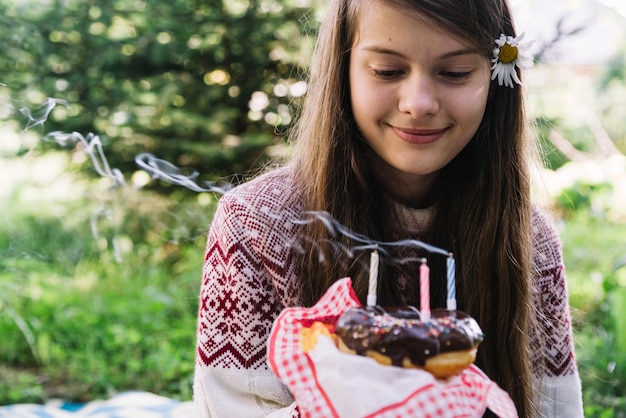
[398,74,440,118]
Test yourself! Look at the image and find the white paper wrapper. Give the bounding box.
[267,277,518,418]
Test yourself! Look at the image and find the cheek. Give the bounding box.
[450,87,489,127]
[350,75,389,124]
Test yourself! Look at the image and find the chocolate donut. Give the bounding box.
[334,306,484,378]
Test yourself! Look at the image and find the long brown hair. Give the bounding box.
[287,0,537,415]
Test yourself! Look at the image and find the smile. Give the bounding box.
[390,126,449,145]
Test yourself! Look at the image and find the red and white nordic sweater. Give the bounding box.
[193,167,583,417]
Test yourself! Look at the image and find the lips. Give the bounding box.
[391,126,449,145]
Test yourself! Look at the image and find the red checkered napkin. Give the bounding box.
[267,277,518,418]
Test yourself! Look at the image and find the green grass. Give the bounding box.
[0,157,216,404]
[560,211,626,417]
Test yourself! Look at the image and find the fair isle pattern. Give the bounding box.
[196,168,578,380]
[197,168,303,370]
[530,209,578,377]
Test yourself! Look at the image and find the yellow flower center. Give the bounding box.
[498,43,518,64]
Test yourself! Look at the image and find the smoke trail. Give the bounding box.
[137,150,454,265]
[19,98,70,131]
[44,131,125,188]
[134,151,452,260]
[9,97,453,268]
[135,153,233,195]
[294,211,449,257]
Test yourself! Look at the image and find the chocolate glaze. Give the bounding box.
[334,306,484,367]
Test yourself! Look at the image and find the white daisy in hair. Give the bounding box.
[490,33,534,88]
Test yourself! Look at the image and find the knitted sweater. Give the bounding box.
[193,167,584,418]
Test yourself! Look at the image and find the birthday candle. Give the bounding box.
[367,250,379,307]
[447,253,457,310]
[420,258,431,321]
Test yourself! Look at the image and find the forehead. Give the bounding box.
[350,1,474,53]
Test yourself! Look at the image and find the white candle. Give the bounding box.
[367,250,379,307]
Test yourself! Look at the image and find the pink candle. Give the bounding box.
[420,258,431,321]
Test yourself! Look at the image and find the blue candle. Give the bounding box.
[447,253,457,310]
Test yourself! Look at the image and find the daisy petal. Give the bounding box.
[490,32,533,87]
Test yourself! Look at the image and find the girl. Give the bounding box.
[194,0,584,417]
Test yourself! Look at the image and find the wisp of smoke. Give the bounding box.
[44,131,125,188]
[19,98,70,131]
[135,153,233,195]
[10,97,452,268]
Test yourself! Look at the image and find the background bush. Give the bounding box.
[0,0,317,181]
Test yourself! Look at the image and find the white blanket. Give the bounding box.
[0,391,198,418]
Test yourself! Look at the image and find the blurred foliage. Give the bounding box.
[559,209,626,418]
[550,154,626,416]
[534,116,570,170]
[0,152,217,403]
[0,0,319,184]
[554,180,613,218]
[597,47,626,153]
[598,44,626,89]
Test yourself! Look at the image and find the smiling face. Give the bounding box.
[349,2,491,205]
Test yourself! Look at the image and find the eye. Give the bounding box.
[440,71,472,81]
[371,68,404,80]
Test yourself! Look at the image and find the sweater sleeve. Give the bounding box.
[531,208,584,418]
[193,187,300,418]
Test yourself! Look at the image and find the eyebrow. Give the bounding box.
[360,45,482,60]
